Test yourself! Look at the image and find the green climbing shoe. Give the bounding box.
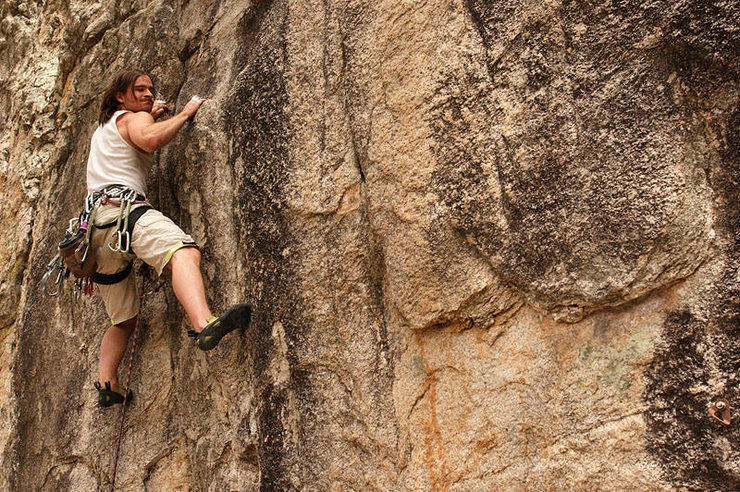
[94,381,133,408]
[187,303,251,351]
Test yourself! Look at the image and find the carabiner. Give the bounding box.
[42,255,65,297]
[109,230,124,253]
[42,270,59,297]
[120,230,130,253]
[67,217,80,233]
[73,279,82,301]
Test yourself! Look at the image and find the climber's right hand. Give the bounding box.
[182,95,205,120]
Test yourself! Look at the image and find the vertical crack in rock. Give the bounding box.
[276,0,399,487]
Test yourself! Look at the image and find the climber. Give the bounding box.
[87,69,251,407]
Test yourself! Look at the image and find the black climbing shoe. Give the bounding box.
[94,381,133,408]
[187,303,251,351]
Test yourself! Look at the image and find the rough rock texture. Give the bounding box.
[0,0,738,489]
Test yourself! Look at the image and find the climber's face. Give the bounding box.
[116,75,155,113]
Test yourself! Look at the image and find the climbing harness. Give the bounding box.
[106,265,164,491]
[42,185,150,298]
[88,184,148,256]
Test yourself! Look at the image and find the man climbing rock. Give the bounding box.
[87,69,250,407]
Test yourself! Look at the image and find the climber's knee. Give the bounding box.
[166,245,201,272]
[114,316,137,331]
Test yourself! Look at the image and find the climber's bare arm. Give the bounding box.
[118,97,204,154]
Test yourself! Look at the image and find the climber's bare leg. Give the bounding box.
[167,247,212,331]
[98,317,136,388]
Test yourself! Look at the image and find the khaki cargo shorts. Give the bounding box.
[90,203,197,325]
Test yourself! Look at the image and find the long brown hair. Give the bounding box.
[98,69,152,125]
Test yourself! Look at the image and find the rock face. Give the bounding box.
[0,0,738,489]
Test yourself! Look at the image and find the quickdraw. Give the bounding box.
[107,188,139,254]
[42,215,83,297]
[41,251,66,297]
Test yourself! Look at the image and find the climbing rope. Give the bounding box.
[106,265,164,491]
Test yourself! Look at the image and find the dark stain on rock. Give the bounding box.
[644,53,739,490]
[716,105,740,244]
[223,1,303,489]
[258,384,293,490]
[430,0,728,316]
[660,0,740,80]
[644,301,740,489]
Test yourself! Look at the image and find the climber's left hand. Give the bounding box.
[151,100,168,120]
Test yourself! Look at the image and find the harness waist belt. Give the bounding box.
[97,205,153,230]
[92,185,146,203]
[92,262,132,285]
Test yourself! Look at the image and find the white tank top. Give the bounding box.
[86,110,154,196]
